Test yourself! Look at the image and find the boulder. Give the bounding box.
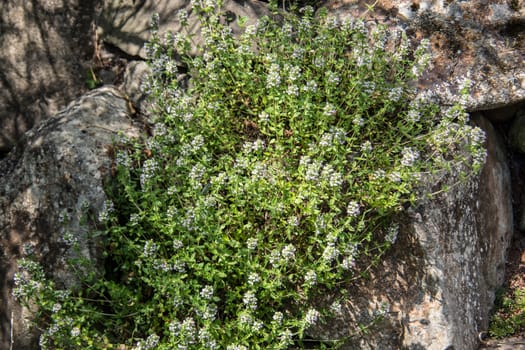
[97,0,270,59]
[324,0,525,111]
[0,86,141,350]
[307,114,513,349]
[0,0,98,155]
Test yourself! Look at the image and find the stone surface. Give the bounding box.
[324,0,525,111]
[0,86,141,350]
[0,0,98,155]
[121,60,151,112]
[307,114,513,349]
[479,337,525,350]
[97,0,270,59]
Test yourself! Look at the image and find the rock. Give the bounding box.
[121,60,152,112]
[0,86,141,350]
[307,114,513,349]
[97,0,270,60]
[479,336,525,350]
[324,0,525,111]
[0,0,98,155]
[509,109,525,154]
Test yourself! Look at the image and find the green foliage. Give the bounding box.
[86,67,102,90]
[14,2,486,349]
[489,288,525,338]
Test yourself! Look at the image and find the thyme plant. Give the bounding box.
[14,2,486,349]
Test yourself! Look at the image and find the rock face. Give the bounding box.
[0,0,99,155]
[0,86,141,350]
[97,0,270,59]
[325,0,525,111]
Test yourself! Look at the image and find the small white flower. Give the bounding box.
[246,237,258,250]
[401,147,419,167]
[243,291,258,310]
[267,63,281,88]
[143,241,159,258]
[248,272,260,285]
[341,256,356,270]
[406,109,421,123]
[200,285,214,300]
[52,303,62,313]
[361,141,373,153]
[269,249,281,267]
[304,308,320,326]
[346,201,360,217]
[327,71,340,85]
[173,239,184,250]
[70,327,81,337]
[281,244,296,261]
[303,80,318,93]
[304,270,317,287]
[287,84,299,96]
[280,329,293,343]
[322,242,339,263]
[353,116,365,127]
[252,319,263,331]
[389,171,402,183]
[259,111,270,123]
[330,301,343,315]
[273,311,284,324]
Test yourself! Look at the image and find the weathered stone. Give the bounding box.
[0,0,98,155]
[307,114,513,349]
[324,0,525,111]
[480,336,525,350]
[97,0,270,60]
[509,109,525,154]
[0,86,141,350]
[121,60,152,112]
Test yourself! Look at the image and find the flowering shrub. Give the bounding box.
[14,1,486,349]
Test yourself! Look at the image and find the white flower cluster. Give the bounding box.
[248,272,261,285]
[322,242,339,263]
[281,244,296,261]
[243,139,265,153]
[243,290,258,310]
[400,147,420,167]
[299,156,344,187]
[267,63,281,88]
[304,270,317,287]
[246,237,258,250]
[304,308,320,326]
[98,199,115,222]
[143,241,159,258]
[346,201,360,217]
[140,158,159,188]
[200,285,214,300]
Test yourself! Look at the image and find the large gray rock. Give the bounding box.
[325,0,525,111]
[97,0,270,59]
[307,114,512,349]
[0,0,98,155]
[0,86,141,350]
